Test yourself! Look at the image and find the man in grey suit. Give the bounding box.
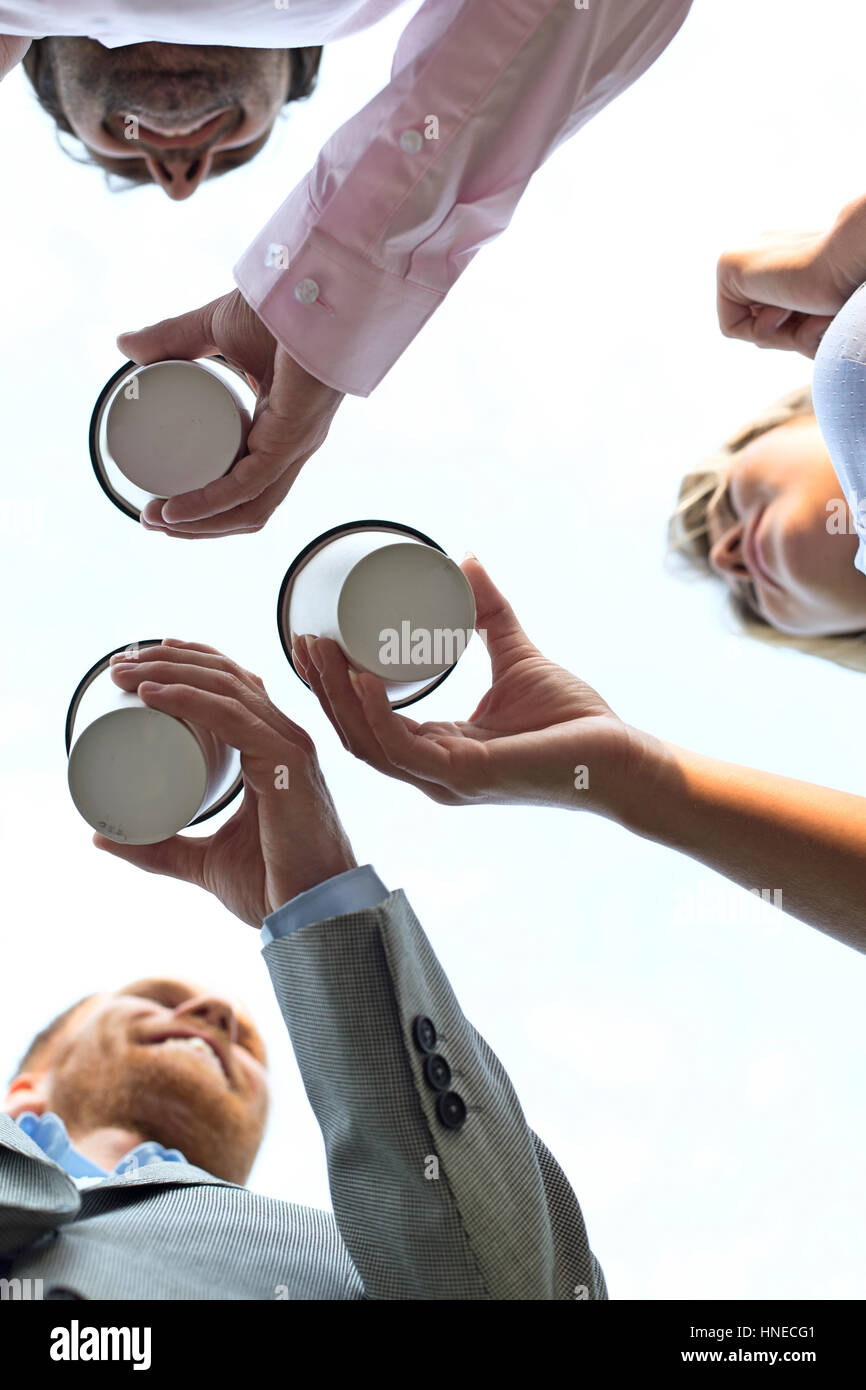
[1,639,606,1301]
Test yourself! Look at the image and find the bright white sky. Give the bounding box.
[0,0,864,1300]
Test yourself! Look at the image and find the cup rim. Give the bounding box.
[89,355,254,523]
[65,639,244,826]
[276,519,469,710]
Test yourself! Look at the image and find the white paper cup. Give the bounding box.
[66,642,243,844]
[89,358,253,521]
[277,521,476,708]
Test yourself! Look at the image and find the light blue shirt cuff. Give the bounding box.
[261,865,389,945]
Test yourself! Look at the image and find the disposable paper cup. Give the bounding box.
[66,641,243,844]
[89,357,254,521]
[277,521,476,709]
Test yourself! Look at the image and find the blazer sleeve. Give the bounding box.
[263,888,607,1300]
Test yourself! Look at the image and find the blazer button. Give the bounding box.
[423,1053,451,1091]
[412,1015,437,1053]
[437,1090,467,1130]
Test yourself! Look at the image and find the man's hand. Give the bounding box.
[95,640,357,926]
[117,290,344,537]
[292,558,652,816]
[717,197,866,357]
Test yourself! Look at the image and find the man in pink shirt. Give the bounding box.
[1,1,693,536]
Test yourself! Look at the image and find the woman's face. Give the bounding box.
[706,416,866,636]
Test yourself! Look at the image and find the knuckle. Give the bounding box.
[224,694,249,719]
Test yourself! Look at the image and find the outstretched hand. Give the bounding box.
[117,289,344,538]
[292,558,648,813]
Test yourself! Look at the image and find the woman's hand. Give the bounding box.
[292,558,654,817]
[717,195,866,357]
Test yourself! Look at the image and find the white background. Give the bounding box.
[0,0,864,1299]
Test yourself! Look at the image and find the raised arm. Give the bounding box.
[235,0,693,397]
[117,0,692,537]
[263,884,607,1299]
[293,560,866,953]
[97,640,607,1298]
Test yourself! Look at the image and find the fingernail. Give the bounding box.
[461,550,478,562]
[306,636,322,669]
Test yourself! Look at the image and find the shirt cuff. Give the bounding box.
[234,189,441,398]
[261,864,389,944]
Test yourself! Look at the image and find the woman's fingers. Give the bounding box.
[349,667,458,785]
[462,557,537,678]
[291,636,349,750]
[296,637,464,800]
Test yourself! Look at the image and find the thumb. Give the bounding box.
[117,300,218,366]
[461,555,538,677]
[93,831,208,886]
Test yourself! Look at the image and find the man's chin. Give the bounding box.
[51,1053,262,1185]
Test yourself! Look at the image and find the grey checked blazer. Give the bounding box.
[0,890,607,1299]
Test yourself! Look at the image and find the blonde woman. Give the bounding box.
[669,386,866,663]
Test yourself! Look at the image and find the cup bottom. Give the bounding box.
[68,707,208,844]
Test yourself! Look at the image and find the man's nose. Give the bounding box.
[143,149,213,200]
[709,523,749,578]
[173,995,238,1044]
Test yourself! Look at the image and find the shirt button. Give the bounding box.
[294,278,320,304]
[399,128,423,154]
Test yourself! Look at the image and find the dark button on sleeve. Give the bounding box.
[423,1053,451,1091]
[436,1090,467,1130]
[412,1015,437,1053]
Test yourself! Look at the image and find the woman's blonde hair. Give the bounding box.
[668,385,866,674]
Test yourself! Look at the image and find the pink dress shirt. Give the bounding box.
[1,0,693,394]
